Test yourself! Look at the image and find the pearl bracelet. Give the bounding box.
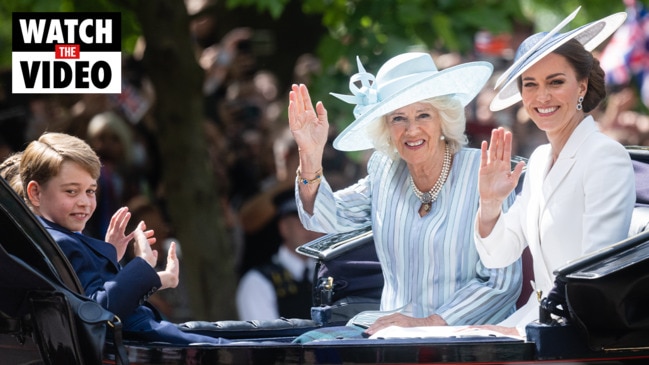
[296,167,322,185]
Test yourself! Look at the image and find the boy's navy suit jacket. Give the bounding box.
[39,216,227,344]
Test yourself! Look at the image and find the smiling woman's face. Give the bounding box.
[520,52,587,135]
[387,102,445,167]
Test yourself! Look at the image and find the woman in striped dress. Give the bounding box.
[287,52,522,336]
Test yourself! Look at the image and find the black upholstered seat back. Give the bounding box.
[0,178,83,295]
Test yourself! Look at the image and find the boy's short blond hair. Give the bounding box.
[20,133,102,199]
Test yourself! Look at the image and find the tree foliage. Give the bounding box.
[239,0,632,132]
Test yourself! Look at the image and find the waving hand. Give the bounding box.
[288,84,329,157]
[478,127,525,237]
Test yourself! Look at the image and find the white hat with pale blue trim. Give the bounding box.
[490,6,627,112]
[330,52,493,152]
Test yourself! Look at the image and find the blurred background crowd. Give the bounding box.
[0,0,648,322]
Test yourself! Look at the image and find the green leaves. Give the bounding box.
[226,0,291,19]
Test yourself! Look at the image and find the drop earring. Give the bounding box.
[576,96,584,111]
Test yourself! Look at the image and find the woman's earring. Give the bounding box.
[576,96,584,111]
[440,135,445,141]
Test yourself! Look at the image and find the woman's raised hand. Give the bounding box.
[288,84,329,156]
[479,127,525,203]
[477,128,526,237]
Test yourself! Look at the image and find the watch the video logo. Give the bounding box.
[12,12,121,94]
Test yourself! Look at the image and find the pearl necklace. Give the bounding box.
[410,143,451,213]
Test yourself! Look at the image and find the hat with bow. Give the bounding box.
[330,52,493,151]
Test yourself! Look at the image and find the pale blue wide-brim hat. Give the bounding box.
[330,52,493,152]
[490,7,627,112]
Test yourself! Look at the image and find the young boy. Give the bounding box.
[20,132,228,345]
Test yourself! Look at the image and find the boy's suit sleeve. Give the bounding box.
[50,228,162,318]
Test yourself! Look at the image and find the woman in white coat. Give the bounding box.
[474,8,636,337]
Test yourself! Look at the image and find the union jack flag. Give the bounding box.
[109,80,150,124]
[600,0,649,107]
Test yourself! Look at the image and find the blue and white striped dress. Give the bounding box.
[297,148,522,325]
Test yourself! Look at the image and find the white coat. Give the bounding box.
[474,116,636,335]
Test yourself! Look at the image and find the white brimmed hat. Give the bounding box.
[490,7,627,112]
[330,52,493,151]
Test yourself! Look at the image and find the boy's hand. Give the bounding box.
[157,242,180,290]
[105,207,131,261]
[106,208,156,261]
[133,226,158,268]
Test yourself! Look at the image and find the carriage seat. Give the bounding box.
[177,317,318,340]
